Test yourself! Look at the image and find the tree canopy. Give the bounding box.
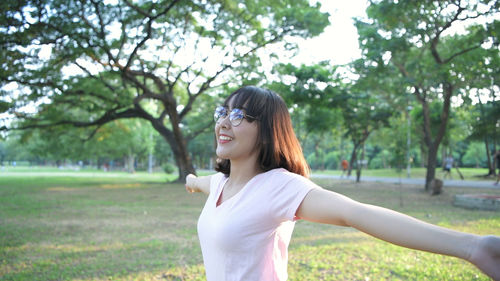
[356,0,500,189]
[0,0,329,180]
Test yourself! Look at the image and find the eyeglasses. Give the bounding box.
[214,106,257,127]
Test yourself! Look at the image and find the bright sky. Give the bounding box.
[294,0,368,65]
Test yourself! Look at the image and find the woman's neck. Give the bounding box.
[228,157,262,186]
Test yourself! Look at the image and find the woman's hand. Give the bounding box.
[468,235,500,280]
[185,174,200,193]
[185,174,212,195]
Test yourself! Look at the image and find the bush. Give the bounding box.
[325,151,339,170]
[162,163,176,174]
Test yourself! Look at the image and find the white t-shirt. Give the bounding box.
[197,168,317,281]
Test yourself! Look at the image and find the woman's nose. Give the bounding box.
[218,115,231,128]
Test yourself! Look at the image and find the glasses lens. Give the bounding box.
[229,108,244,126]
[214,106,227,122]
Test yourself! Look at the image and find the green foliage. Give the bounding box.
[375,114,407,171]
[5,118,156,170]
[468,100,500,142]
[270,59,396,179]
[162,162,176,174]
[463,142,487,168]
[0,0,330,178]
[0,100,10,114]
[357,0,500,178]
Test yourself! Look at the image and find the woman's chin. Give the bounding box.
[215,150,230,160]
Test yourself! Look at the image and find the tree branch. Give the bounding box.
[7,107,142,131]
[430,4,465,64]
[179,31,289,120]
[442,43,482,64]
[122,0,169,72]
[186,120,214,141]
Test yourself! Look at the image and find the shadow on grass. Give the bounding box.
[1,239,205,281]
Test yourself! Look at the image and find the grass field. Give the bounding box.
[1,169,499,280]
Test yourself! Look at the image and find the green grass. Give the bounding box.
[1,170,499,280]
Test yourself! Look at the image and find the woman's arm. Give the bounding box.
[296,188,500,280]
[185,174,212,195]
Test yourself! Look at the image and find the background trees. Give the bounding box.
[1,1,499,188]
[0,0,329,180]
[355,0,500,189]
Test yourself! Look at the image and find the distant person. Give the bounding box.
[341,159,349,178]
[494,150,500,186]
[443,155,453,180]
[185,86,500,281]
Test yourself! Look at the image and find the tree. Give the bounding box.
[458,44,500,176]
[340,83,392,182]
[468,100,500,174]
[268,61,344,166]
[463,141,487,168]
[87,119,155,172]
[0,140,6,165]
[5,118,154,170]
[11,126,89,165]
[356,0,500,189]
[270,61,393,182]
[0,0,329,180]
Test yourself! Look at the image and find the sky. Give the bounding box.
[294,0,369,65]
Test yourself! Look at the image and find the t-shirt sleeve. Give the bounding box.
[209,173,226,194]
[267,172,318,222]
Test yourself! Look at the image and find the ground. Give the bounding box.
[0,170,499,280]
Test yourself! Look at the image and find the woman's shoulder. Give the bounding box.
[262,167,295,177]
[260,168,310,185]
[210,172,228,187]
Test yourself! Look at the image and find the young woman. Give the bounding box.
[185,86,500,281]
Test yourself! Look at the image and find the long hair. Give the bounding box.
[215,86,310,178]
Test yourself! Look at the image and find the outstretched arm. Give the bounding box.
[185,174,212,195]
[296,188,500,280]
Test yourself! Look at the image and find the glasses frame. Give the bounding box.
[214,106,258,127]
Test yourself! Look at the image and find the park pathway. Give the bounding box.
[311,174,500,189]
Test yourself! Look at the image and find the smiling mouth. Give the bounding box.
[219,135,233,141]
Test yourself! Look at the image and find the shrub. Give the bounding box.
[163,163,176,174]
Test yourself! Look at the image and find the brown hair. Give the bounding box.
[215,86,310,178]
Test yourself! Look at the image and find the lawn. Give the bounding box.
[0,170,499,280]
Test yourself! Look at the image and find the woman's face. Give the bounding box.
[214,99,260,163]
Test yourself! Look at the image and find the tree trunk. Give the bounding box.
[425,144,439,191]
[418,83,452,191]
[485,137,495,175]
[356,143,365,183]
[348,144,358,177]
[420,141,427,168]
[126,153,135,173]
[476,92,495,176]
[173,143,195,180]
[150,119,195,181]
